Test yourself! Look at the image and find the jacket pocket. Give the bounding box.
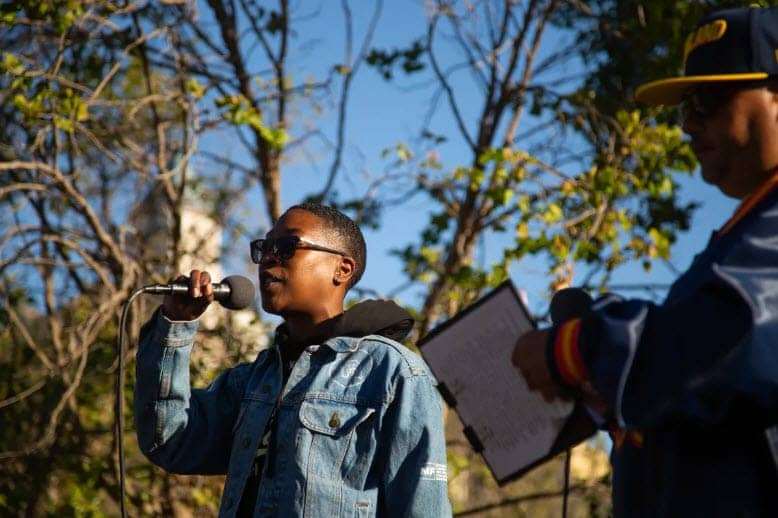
[299,398,375,437]
[299,398,375,481]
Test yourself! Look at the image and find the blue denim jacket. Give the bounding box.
[134,311,452,517]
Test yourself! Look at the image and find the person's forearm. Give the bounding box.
[134,309,200,469]
[547,283,752,429]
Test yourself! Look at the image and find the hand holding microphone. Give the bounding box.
[149,270,256,321]
[114,270,254,516]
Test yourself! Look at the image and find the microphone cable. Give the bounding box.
[113,276,254,516]
[562,448,571,518]
[115,286,146,518]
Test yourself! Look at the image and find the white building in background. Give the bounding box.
[176,197,224,330]
[132,182,269,366]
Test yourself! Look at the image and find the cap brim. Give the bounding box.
[635,73,770,106]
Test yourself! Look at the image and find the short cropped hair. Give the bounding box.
[288,202,367,289]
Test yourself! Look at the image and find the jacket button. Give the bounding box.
[329,412,341,428]
[242,436,251,448]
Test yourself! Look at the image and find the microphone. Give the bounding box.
[549,287,593,325]
[143,275,256,310]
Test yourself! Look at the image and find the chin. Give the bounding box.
[700,162,718,184]
[260,295,282,315]
[701,165,728,191]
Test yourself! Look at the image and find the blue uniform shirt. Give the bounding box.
[550,184,778,516]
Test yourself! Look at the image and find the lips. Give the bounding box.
[259,270,284,290]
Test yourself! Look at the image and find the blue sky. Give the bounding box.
[202,0,739,318]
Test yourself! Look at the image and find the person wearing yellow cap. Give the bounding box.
[513,6,778,516]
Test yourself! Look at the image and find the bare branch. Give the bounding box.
[1,294,55,373]
[0,377,49,410]
[427,13,476,151]
[315,0,383,201]
[0,161,130,278]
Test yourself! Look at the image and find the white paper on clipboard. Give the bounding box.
[419,281,576,483]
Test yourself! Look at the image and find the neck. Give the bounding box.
[283,302,345,350]
[735,165,778,200]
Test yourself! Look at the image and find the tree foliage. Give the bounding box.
[0,0,748,515]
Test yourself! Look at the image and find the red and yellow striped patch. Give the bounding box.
[629,430,644,448]
[553,319,588,386]
[609,425,644,450]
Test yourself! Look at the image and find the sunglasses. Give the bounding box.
[680,80,773,121]
[250,235,348,264]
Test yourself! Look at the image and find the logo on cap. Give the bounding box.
[683,19,728,65]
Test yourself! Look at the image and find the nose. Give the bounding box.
[260,253,280,268]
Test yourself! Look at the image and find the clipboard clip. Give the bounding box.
[436,382,457,408]
[463,425,485,453]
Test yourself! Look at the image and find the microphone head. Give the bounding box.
[550,287,593,325]
[219,275,256,310]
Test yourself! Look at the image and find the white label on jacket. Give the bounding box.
[420,462,448,482]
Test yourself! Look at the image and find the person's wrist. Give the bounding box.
[160,305,200,322]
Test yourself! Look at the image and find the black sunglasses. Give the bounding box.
[250,235,348,264]
[680,80,773,121]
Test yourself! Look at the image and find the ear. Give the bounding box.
[770,84,778,102]
[333,256,357,288]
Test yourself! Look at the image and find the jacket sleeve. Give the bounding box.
[547,210,778,430]
[133,308,253,475]
[380,369,452,517]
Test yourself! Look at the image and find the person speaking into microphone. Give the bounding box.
[134,203,451,517]
[513,6,778,517]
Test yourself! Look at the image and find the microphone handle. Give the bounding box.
[143,283,230,297]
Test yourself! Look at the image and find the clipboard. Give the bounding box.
[418,281,596,485]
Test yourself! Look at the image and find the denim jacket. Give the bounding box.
[134,310,452,517]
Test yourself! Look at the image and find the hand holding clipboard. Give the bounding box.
[418,282,596,485]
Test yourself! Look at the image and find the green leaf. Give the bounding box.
[542,203,563,224]
[76,101,88,122]
[396,143,412,162]
[257,125,288,150]
[185,78,205,99]
[2,52,24,74]
[54,116,74,132]
[477,148,503,165]
[0,11,16,24]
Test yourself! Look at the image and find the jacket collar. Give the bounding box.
[321,336,362,353]
[271,325,362,354]
[271,299,414,354]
